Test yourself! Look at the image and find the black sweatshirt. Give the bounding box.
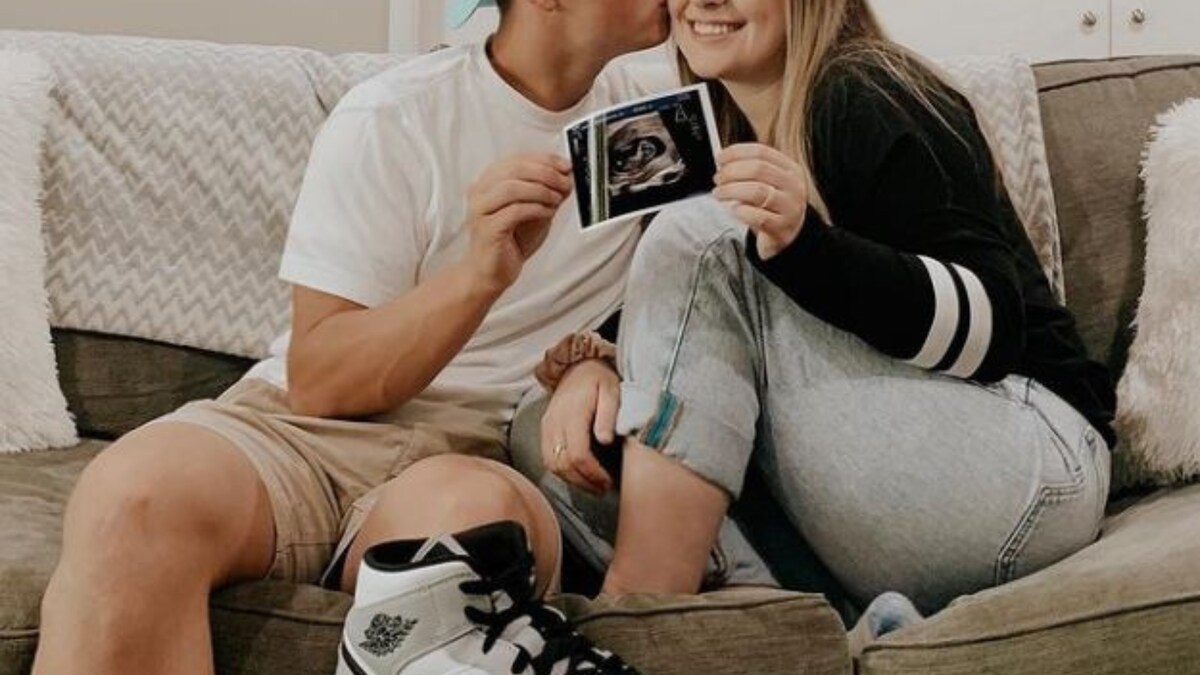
[745,59,1117,447]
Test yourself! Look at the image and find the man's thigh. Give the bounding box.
[68,420,277,585]
[153,377,415,584]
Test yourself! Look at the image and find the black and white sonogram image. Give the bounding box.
[607,114,687,198]
[565,85,721,229]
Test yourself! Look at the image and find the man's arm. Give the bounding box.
[285,153,572,419]
[285,264,501,419]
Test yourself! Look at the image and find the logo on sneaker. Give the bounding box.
[359,614,420,657]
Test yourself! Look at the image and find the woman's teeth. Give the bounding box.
[692,21,740,36]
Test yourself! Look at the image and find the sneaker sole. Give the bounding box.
[337,643,368,675]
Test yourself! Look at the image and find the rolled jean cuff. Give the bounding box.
[615,381,754,499]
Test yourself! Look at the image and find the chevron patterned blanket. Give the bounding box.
[0,30,405,358]
[942,55,1064,302]
[0,32,1061,357]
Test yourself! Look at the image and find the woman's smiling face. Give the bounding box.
[670,0,788,85]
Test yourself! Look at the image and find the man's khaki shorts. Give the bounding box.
[149,377,517,588]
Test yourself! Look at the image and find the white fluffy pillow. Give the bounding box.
[0,50,76,452]
[1116,98,1200,487]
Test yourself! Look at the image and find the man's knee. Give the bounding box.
[62,425,272,581]
[381,455,530,523]
[70,443,184,547]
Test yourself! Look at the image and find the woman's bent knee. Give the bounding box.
[625,200,745,300]
[641,198,741,259]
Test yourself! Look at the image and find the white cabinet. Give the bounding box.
[870,0,1200,61]
[1110,0,1200,56]
[870,0,1109,62]
[394,0,1200,60]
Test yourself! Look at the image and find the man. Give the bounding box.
[31,2,670,674]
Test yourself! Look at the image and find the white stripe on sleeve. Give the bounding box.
[946,264,994,378]
[907,256,960,369]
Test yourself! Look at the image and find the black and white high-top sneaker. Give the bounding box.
[336,521,640,675]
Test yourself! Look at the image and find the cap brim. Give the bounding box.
[446,0,484,29]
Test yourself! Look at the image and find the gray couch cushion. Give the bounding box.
[0,442,849,675]
[1034,55,1200,377]
[208,584,849,675]
[52,329,252,439]
[860,484,1200,675]
[559,590,850,675]
[0,441,105,675]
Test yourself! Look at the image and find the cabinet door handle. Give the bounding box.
[1131,8,1147,24]
[1082,11,1099,27]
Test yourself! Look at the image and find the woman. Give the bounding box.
[536,0,1115,616]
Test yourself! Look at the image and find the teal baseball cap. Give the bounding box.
[446,0,497,29]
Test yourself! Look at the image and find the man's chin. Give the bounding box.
[611,35,670,60]
[637,28,670,51]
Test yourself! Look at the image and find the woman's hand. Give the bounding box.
[540,359,621,496]
[714,143,811,260]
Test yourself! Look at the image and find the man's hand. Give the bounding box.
[540,359,621,496]
[466,153,573,292]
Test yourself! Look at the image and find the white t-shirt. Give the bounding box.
[245,44,674,439]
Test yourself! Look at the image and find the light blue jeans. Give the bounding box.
[514,198,1110,614]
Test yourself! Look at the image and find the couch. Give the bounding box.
[1,29,1199,675]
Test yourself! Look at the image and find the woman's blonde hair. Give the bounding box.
[679,0,968,222]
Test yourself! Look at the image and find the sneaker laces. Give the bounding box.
[459,550,638,675]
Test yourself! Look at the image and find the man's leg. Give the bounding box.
[338,454,562,597]
[33,423,276,675]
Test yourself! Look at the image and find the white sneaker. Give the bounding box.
[336,521,639,675]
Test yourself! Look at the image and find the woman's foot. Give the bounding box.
[847,592,924,659]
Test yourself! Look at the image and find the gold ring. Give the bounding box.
[552,440,567,463]
[760,186,775,210]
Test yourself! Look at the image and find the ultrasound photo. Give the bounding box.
[607,113,687,197]
[564,85,721,229]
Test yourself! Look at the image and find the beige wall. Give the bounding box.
[0,0,391,54]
